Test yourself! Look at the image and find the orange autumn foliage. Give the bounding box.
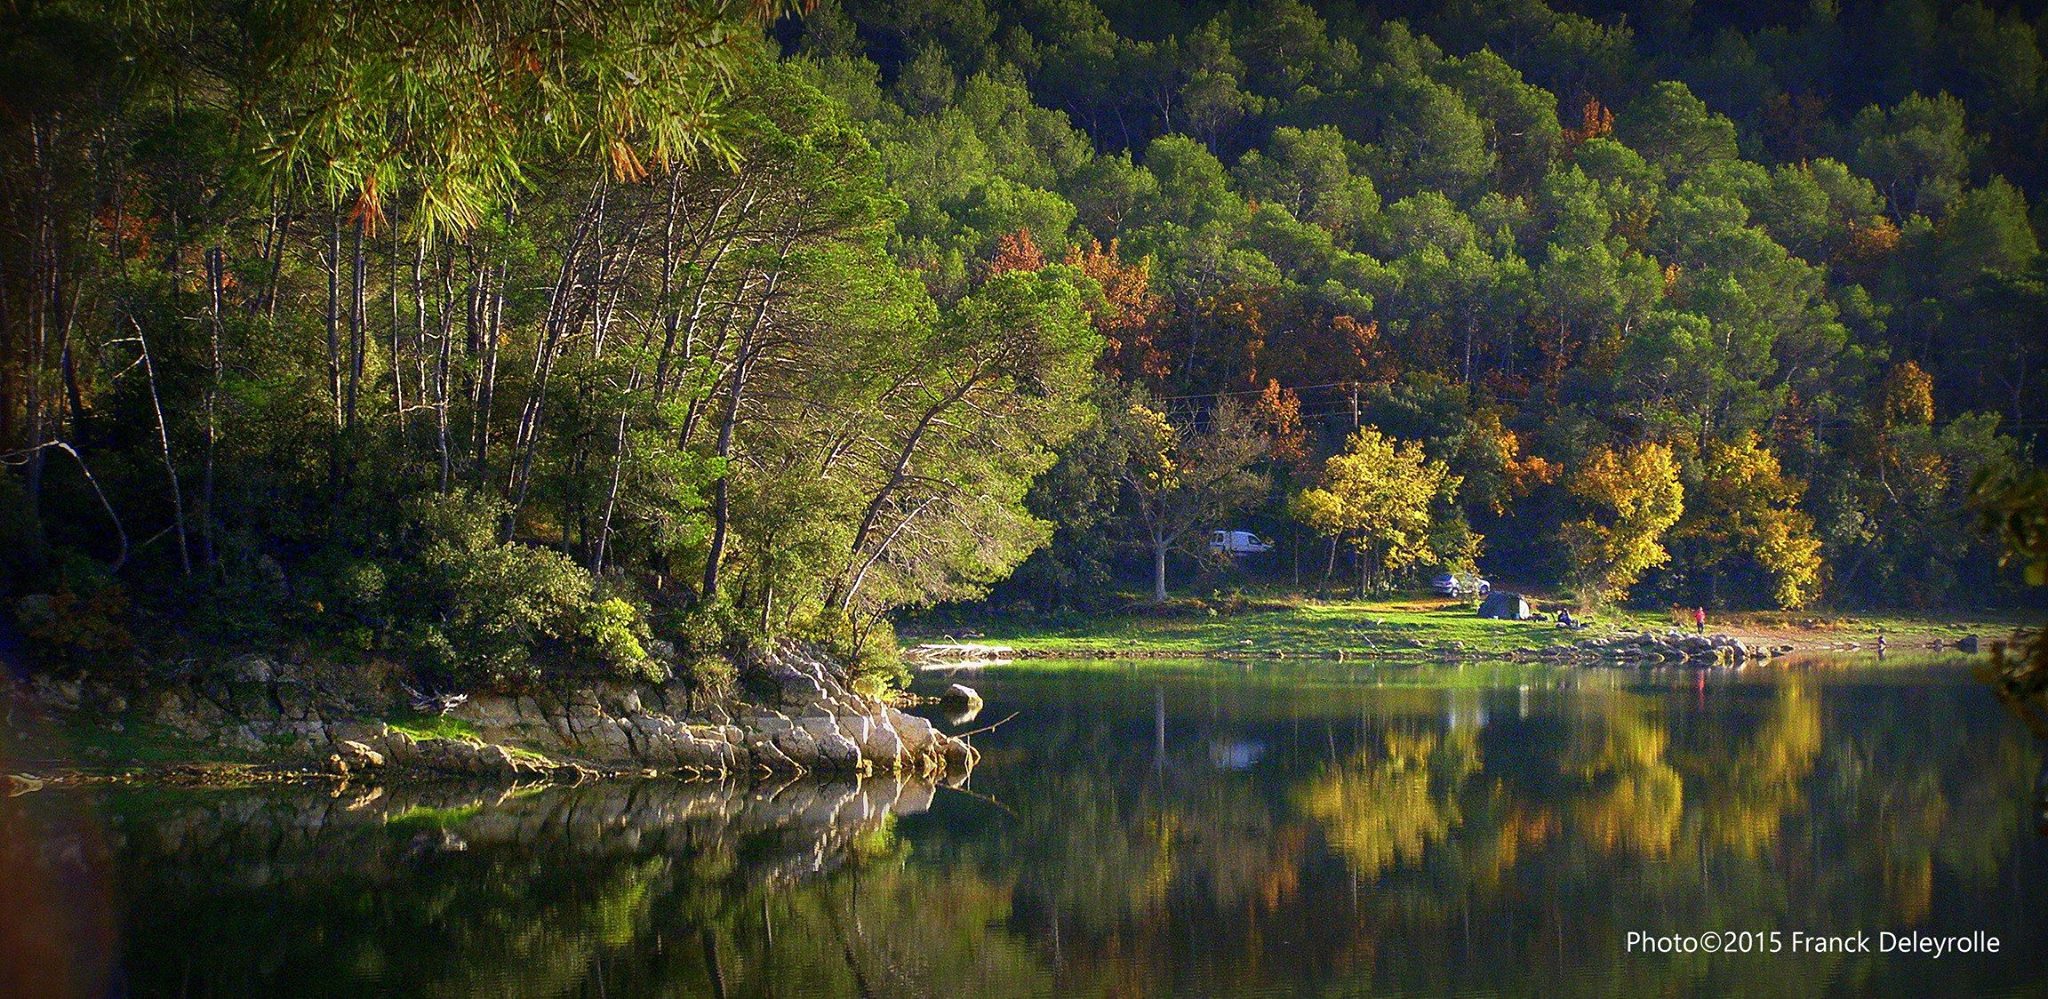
[1065,238,1168,382]
[1563,96,1614,150]
[988,228,1047,276]
[1252,379,1309,467]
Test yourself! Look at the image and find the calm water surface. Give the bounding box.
[5,657,2046,997]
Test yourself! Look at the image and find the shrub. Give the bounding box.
[667,595,753,696]
[579,595,664,682]
[14,553,132,664]
[393,491,596,689]
[803,607,907,692]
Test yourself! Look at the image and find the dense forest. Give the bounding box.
[2,0,2045,692]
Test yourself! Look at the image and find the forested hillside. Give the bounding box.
[2,0,2043,692]
[784,0,2048,614]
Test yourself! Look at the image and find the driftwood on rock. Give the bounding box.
[904,643,1016,667]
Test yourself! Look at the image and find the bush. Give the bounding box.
[579,595,665,682]
[666,595,754,697]
[301,551,393,647]
[685,654,737,697]
[15,553,132,664]
[803,607,907,693]
[393,491,597,689]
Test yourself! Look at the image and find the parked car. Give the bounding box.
[1431,571,1491,597]
[1209,529,1275,555]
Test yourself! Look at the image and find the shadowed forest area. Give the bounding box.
[2,0,2046,696]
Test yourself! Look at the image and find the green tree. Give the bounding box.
[1616,81,1738,182]
[1232,126,1380,243]
[1852,92,1979,220]
[1121,398,1269,602]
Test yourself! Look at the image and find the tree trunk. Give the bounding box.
[699,344,751,602]
[434,246,454,492]
[701,261,786,602]
[345,219,365,431]
[471,259,504,489]
[325,212,342,426]
[1154,541,1169,603]
[129,314,191,575]
[324,212,343,500]
[202,246,224,570]
[506,186,604,528]
[390,225,406,433]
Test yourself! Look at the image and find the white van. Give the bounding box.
[1209,529,1274,555]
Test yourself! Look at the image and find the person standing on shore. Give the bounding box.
[1694,606,1706,634]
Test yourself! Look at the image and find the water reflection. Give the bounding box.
[3,659,2043,997]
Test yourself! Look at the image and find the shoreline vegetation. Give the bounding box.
[907,593,2023,664]
[11,596,2009,791]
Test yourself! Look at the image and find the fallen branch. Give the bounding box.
[936,781,1017,819]
[953,711,1018,739]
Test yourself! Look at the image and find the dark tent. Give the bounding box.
[1478,591,1532,620]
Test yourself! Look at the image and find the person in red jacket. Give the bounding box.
[1694,606,1706,634]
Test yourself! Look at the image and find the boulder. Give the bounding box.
[226,654,275,684]
[338,740,385,769]
[940,683,983,712]
[1477,591,1533,620]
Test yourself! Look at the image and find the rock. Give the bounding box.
[940,683,984,713]
[226,654,275,684]
[1958,635,1980,654]
[338,740,386,770]
[30,640,977,782]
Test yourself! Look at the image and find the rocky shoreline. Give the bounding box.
[5,644,976,787]
[1516,630,1798,667]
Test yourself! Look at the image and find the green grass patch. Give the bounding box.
[386,714,482,743]
[935,591,2021,663]
[385,801,485,830]
[385,712,557,767]
[963,595,1580,659]
[500,744,557,766]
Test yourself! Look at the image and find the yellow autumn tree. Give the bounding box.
[1562,441,1685,605]
[1672,433,1825,608]
[1291,427,1457,595]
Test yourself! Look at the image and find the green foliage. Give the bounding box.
[580,597,661,683]
[804,608,908,693]
[393,492,597,687]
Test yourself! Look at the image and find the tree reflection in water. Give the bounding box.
[4,658,2044,997]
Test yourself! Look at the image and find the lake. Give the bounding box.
[5,657,2046,997]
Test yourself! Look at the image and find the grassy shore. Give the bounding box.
[908,592,2031,662]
